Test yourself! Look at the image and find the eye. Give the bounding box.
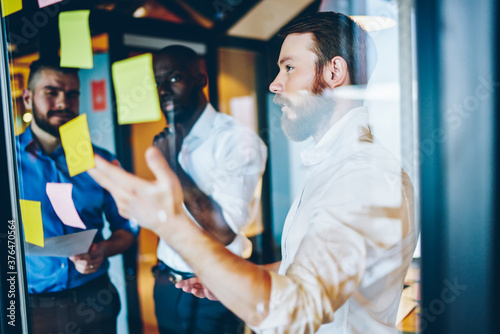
[285,65,294,72]
[67,92,79,100]
[169,74,181,83]
[45,89,58,97]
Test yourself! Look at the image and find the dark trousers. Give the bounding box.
[154,266,244,334]
[29,275,121,334]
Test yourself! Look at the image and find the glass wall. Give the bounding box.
[0,0,420,333]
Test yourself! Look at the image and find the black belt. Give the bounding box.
[29,274,111,308]
[152,261,195,284]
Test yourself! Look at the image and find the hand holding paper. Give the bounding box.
[69,242,105,274]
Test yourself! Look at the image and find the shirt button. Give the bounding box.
[60,263,66,269]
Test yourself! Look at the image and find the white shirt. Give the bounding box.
[157,104,268,273]
[253,107,417,333]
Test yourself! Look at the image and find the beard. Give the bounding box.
[32,103,77,138]
[160,89,201,125]
[273,74,334,142]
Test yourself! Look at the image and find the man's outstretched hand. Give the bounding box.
[88,147,187,238]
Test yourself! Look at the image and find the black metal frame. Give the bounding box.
[0,16,30,334]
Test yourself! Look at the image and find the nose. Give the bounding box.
[55,92,67,110]
[157,80,172,97]
[269,73,283,93]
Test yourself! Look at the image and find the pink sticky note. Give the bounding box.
[46,183,86,229]
[38,0,63,8]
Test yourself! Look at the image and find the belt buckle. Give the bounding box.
[168,272,183,284]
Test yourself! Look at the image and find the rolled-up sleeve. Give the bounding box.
[253,216,367,333]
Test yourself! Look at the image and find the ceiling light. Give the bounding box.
[133,6,147,18]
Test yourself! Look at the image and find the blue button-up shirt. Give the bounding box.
[16,126,139,293]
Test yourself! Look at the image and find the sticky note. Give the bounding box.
[46,183,86,229]
[19,200,44,247]
[59,114,95,176]
[111,53,162,124]
[59,10,93,69]
[1,0,22,17]
[38,0,62,8]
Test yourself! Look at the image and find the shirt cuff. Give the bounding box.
[249,271,299,333]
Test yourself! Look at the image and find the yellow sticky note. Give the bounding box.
[111,53,162,124]
[1,0,22,17]
[59,10,93,69]
[59,114,95,176]
[19,200,44,247]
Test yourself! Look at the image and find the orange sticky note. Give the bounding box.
[19,200,44,247]
[1,0,23,17]
[59,114,95,176]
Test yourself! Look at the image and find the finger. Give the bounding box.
[71,253,85,260]
[145,147,177,184]
[184,277,200,285]
[192,283,203,289]
[191,288,206,299]
[88,155,123,191]
[205,289,218,301]
[89,155,145,193]
[88,243,98,253]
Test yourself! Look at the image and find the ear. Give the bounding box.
[196,74,208,88]
[323,56,350,88]
[22,89,33,110]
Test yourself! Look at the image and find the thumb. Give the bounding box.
[88,243,98,253]
[145,146,176,183]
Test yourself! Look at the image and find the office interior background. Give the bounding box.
[0,0,499,333]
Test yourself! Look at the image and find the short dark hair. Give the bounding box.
[278,11,372,85]
[27,58,79,90]
[155,45,204,74]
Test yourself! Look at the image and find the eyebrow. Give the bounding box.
[43,85,63,90]
[43,86,80,95]
[278,56,294,66]
[155,70,176,78]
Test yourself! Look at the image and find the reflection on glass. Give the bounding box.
[1,0,420,333]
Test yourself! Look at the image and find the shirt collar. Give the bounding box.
[184,103,217,145]
[300,106,369,167]
[19,126,64,158]
[19,126,40,154]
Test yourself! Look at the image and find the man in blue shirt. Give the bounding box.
[17,58,138,334]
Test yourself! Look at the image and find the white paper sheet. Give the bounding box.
[26,229,98,257]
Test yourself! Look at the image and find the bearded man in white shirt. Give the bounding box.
[90,12,417,334]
